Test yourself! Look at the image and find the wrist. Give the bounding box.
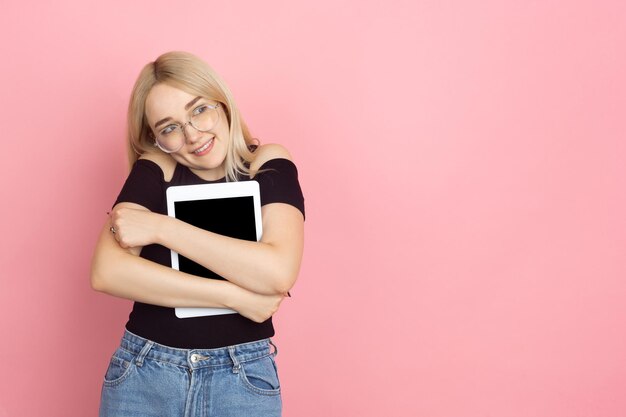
[154,214,175,246]
[222,282,245,311]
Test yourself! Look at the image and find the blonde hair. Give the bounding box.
[126,51,258,181]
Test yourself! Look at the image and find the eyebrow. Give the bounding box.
[153,96,203,129]
[185,96,202,110]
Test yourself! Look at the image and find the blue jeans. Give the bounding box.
[99,330,282,417]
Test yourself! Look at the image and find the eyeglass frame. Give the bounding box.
[150,102,221,153]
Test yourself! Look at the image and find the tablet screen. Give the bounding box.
[174,196,257,280]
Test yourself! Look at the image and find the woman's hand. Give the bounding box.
[109,205,165,249]
[229,288,286,323]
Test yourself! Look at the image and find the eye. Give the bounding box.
[160,124,179,135]
[192,104,210,116]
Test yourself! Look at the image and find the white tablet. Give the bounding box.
[166,181,263,318]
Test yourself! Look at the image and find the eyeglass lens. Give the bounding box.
[155,104,220,153]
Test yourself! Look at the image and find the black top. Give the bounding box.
[113,156,305,348]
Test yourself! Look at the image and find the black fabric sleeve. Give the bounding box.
[254,158,305,220]
[113,159,165,212]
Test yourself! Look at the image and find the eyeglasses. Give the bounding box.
[152,102,221,153]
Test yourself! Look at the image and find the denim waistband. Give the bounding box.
[119,329,276,370]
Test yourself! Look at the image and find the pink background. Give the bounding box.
[1,1,625,416]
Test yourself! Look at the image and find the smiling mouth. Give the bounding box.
[193,138,214,154]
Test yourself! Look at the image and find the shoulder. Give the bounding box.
[249,143,293,177]
[138,151,177,182]
[248,143,305,219]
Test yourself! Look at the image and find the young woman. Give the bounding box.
[90,51,305,417]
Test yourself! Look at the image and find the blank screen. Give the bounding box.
[174,196,257,280]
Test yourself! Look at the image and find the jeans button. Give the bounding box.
[190,354,199,363]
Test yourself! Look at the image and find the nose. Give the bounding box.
[182,121,202,143]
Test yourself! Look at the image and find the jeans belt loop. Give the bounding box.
[228,346,241,374]
[135,340,154,367]
[269,339,278,357]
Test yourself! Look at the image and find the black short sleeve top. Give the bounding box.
[112,156,305,348]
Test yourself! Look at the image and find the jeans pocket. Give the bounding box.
[239,355,281,396]
[103,347,137,387]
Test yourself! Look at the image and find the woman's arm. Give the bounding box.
[161,202,303,295]
[90,205,284,323]
[110,145,305,296]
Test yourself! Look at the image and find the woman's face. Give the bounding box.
[145,83,230,181]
